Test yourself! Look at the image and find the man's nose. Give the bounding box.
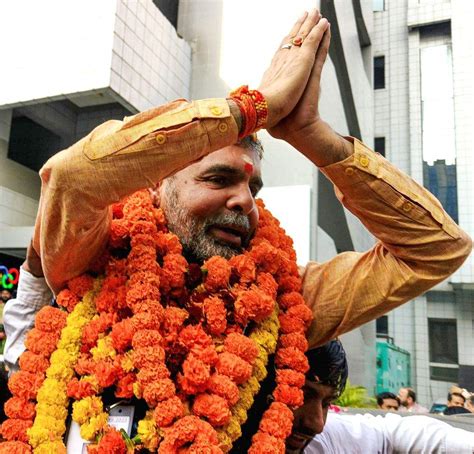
[226,184,255,215]
[303,406,325,436]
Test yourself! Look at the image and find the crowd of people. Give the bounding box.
[300,376,474,452]
[376,385,474,416]
[0,7,472,453]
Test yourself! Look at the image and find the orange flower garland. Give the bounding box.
[0,190,312,453]
[0,305,67,452]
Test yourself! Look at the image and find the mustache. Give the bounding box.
[203,212,251,234]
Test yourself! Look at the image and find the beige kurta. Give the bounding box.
[33,98,472,349]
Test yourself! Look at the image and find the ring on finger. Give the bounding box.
[292,36,304,46]
[280,43,292,50]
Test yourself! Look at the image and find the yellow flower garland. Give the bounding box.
[27,281,100,452]
[4,192,309,453]
[136,410,162,451]
[217,307,280,452]
[72,396,109,441]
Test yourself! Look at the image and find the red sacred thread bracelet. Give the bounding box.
[230,86,268,139]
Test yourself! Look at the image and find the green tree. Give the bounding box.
[334,380,376,408]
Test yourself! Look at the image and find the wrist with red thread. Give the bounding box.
[229,86,268,139]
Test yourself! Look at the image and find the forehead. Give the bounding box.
[304,381,337,400]
[181,144,261,176]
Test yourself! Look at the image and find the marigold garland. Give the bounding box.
[0,303,68,452]
[27,281,99,452]
[0,190,312,453]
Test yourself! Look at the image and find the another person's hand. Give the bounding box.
[257,9,330,128]
[22,240,44,278]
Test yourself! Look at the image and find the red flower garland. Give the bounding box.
[0,304,68,451]
[0,189,313,453]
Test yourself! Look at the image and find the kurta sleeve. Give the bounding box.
[34,98,239,294]
[302,138,472,348]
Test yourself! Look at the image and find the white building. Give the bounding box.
[372,0,474,407]
[0,0,191,238]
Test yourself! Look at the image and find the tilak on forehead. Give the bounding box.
[242,154,254,174]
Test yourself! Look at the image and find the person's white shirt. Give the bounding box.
[305,412,474,454]
[3,267,52,373]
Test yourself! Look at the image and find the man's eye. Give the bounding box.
[207,176,227,185]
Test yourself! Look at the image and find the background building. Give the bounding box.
[0,0,471,407]
[0,0,191,295]
[372,0,473,406]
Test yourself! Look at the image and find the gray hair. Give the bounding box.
[238,134,264,159]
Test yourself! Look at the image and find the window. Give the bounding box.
[374,137,385,157]
[376,315,388,335]
[420,42,458,223]
[429,318,459,381]
[429,318,458,364]
[153,0,179,29]
[430,366,459,383]
[7,116,61,172]
[374,56,385,89]
[373,0,384,11]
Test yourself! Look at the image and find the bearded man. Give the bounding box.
[3,2,472,397]
[1,8,472,453]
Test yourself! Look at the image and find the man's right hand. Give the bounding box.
[257,9,330,128]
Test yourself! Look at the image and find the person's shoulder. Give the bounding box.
[444,406,471,416]
[326,411,390,430]
[414,403,430,413]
